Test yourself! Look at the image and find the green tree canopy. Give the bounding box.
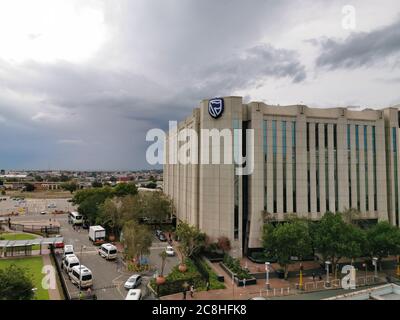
[311,212,365,274]
[114,182,138,197]
[60,182,78,194]
[263,219,312,279]
[0,264,35,300]
[175,222,206,260]
[122,220,153,265]
[366,221,400,267]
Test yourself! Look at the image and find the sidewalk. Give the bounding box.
[42,254,61,300]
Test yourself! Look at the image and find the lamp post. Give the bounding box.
[372,257,378,280]
[79,245,86,296]
[265,262,270,289]
[362,262,367,278]
[325,261,331,287]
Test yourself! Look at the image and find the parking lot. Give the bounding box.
[8,205,179,300]
[57,217,179,300]
[0,196,75,216]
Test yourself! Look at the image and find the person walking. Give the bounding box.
[190,285,194,298]
[206,281,210,291]
[312,272,316,281]
[182,289,187,300]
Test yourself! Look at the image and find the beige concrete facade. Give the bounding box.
[164,97,400,256]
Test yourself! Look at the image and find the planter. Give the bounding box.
[219,262,257,286]
[156,276,166,285]
[178,264,187,273]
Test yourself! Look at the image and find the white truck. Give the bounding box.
[89,225,106,243]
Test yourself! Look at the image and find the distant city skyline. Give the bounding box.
[1,0,400,170]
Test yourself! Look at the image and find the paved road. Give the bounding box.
[8,208,179,300]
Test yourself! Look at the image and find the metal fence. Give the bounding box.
[9,223,60,236]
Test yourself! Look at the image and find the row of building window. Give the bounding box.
[263,120,380,214]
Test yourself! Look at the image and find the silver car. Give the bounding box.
[124,274,142,289]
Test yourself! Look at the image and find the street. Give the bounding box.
[7,202,179,300]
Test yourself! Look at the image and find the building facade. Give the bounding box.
[164,96,400,256]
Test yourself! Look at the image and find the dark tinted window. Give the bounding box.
[82,274,92,281]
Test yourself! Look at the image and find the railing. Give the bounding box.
[9,223,60,236]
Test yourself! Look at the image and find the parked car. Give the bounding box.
[125,289,141,300]
[156,230,167,241]
[40,211,47,215]
[124,274,142,289]
[63,245,74,258]
[98,243,118,260]
[69,265,93,288]
[62,254,80,273]
[165,246,175,256]
[47,203,57,209]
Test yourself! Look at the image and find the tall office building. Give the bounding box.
[164,96,400,256]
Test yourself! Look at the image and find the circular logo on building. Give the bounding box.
[208,98,224,119]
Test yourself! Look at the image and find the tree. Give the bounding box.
[0,264,35,300]
[122,220,153,265]
[24,183,35,192]
[60,182,78,194]
[365,221,400,270]
[73,187,115,224]
[114,183,138,197]
[140,192,174,222]
[159,251,168,277]
[217,236,231,253]
[311,212,365,275]
[175,222,206,259]
[263,219,312,279]
[98,198,125,238]
[92,181,103,188]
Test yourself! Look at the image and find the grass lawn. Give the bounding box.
[0,233,40,250]
[0,256,49,300]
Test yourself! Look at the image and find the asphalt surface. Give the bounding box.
[7,202,179,300]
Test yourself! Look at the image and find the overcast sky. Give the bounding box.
[1,0,400,170]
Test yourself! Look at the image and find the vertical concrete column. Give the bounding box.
[296,110,307,216]
[247,103,264,249]
[328,124,336,213]
[337,117,348,211]
[350,124,358,212]
[375,118,388,220]
[266,119,274,214]
[319,124,326,215]
[276,120,283,214]
[367,126,375,217]
[359,124,366,215]
[286,121,293,214]
[309,122,317,217]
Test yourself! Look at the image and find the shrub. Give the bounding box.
[222,254,251,280]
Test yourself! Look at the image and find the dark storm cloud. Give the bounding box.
[315,17,400,69]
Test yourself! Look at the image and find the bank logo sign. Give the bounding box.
[208,98,224,119]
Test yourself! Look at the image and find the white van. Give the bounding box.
[62,254,80,273]
[68,211,83,225]
[63,245,74,258]
[125,289,142,300]
[69,265,93,288]
[98,243,118,260]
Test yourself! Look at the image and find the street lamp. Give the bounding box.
[325,261,331,287]
[362,262,368,278]
[372,257,378,280]
[265,262,270,289]
[79,245,86,296]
